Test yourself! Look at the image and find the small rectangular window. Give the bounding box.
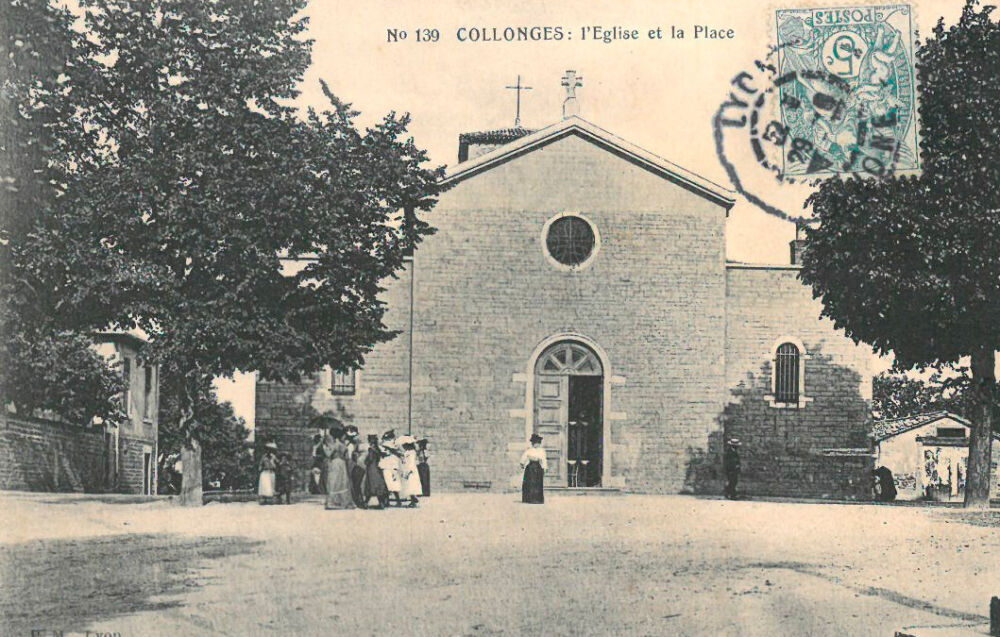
[122,358,132,416]
[143,366,154,420]
[331,369,356,396]
[936,427,966,438]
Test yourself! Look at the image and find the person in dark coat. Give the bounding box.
[275,452,293,504]
[723,438,741,500]
[416,438,430,497]
[520,433,546,504]
[310,433,326,494]
[363,434,390,509]
[873,466,897,502]
[345,425,367,508]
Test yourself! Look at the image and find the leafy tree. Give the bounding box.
[801,0,1000,508]
[872,371,944,421]
[158,372,253,493]
[0,1,122,424]
[873,366,1000,426]
[0,328,124,425]
[8,0,445,505]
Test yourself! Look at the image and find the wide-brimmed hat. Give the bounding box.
[265,441,278,450]
[727,438,741,446]
[382,429,396,440]
[530,433,543,444]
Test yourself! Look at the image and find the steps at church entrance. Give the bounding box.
[543,486,622,496]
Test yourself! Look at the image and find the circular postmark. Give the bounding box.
[714,5,920,222]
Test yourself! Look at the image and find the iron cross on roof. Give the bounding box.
[505,74,533,128]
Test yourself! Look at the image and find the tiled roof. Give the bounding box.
[871,411,970,442]
[458,127,536,145]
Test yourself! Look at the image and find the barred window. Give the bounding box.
[774,343,800,404]
[545,216,595,267]
[331,369,356,396]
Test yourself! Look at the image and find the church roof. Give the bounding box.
[442,116,736,210]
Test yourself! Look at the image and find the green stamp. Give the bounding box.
[774,5,919,176]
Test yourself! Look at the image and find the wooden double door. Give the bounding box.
[533,342,604,487]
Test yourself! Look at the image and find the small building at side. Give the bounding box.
[0,332,159,494]
[873,411,1000,501]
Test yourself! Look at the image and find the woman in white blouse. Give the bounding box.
[519,433,547,504]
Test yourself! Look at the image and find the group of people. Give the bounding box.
[256,444,295,505]
[258,425,431,509]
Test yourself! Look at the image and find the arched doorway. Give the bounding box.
[533,341,604,487]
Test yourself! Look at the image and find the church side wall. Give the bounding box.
[410,134,728,494]
[723,266,874,500]
[254,262,413,490]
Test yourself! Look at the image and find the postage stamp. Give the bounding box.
[773,5,920,176]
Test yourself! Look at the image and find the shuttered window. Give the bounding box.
[774,343,800,404]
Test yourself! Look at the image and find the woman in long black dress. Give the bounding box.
[416,438,431,497]
[519,433,546,504]
[362,434,390,509]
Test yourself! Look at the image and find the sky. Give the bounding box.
[215,0,969,426]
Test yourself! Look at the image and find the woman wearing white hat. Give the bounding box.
[398,436,421,508]
[258,441,279,505]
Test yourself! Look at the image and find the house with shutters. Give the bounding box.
[0,331,159,494]
[256,77,875,499]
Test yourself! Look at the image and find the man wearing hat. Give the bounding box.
[723,438,741,500]
[416,438,430,497]
[519,433,547,504]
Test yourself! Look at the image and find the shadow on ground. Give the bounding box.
[738,561,988,623]
[0,533,260,636]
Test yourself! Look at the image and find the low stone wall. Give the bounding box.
[0,415,106,492]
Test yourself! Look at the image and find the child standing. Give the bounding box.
[398,436,421,508]
[379,430,402,507]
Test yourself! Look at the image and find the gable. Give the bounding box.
[441,117,735,212]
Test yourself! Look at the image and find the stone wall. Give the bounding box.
[255,133,875,499]
[720,266,874,500]
[0,415,106,492]
[257,133,731,494]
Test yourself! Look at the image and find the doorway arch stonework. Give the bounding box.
[508,333,617,488]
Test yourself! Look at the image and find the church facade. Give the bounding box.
[256,114,875,499]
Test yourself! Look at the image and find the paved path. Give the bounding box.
[1,492,998,636]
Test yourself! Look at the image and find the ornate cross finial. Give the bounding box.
[561,70,583,99]
[561,69,583,118]
[504,74,533,128]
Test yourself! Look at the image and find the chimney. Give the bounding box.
[789,223,808,265]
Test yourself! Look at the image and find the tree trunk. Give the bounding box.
[178,376,203,507]
[179,437,203,506]
[964,346,995,509]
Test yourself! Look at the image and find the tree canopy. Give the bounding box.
[3,0,445,503]
[800,0,1000,507]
